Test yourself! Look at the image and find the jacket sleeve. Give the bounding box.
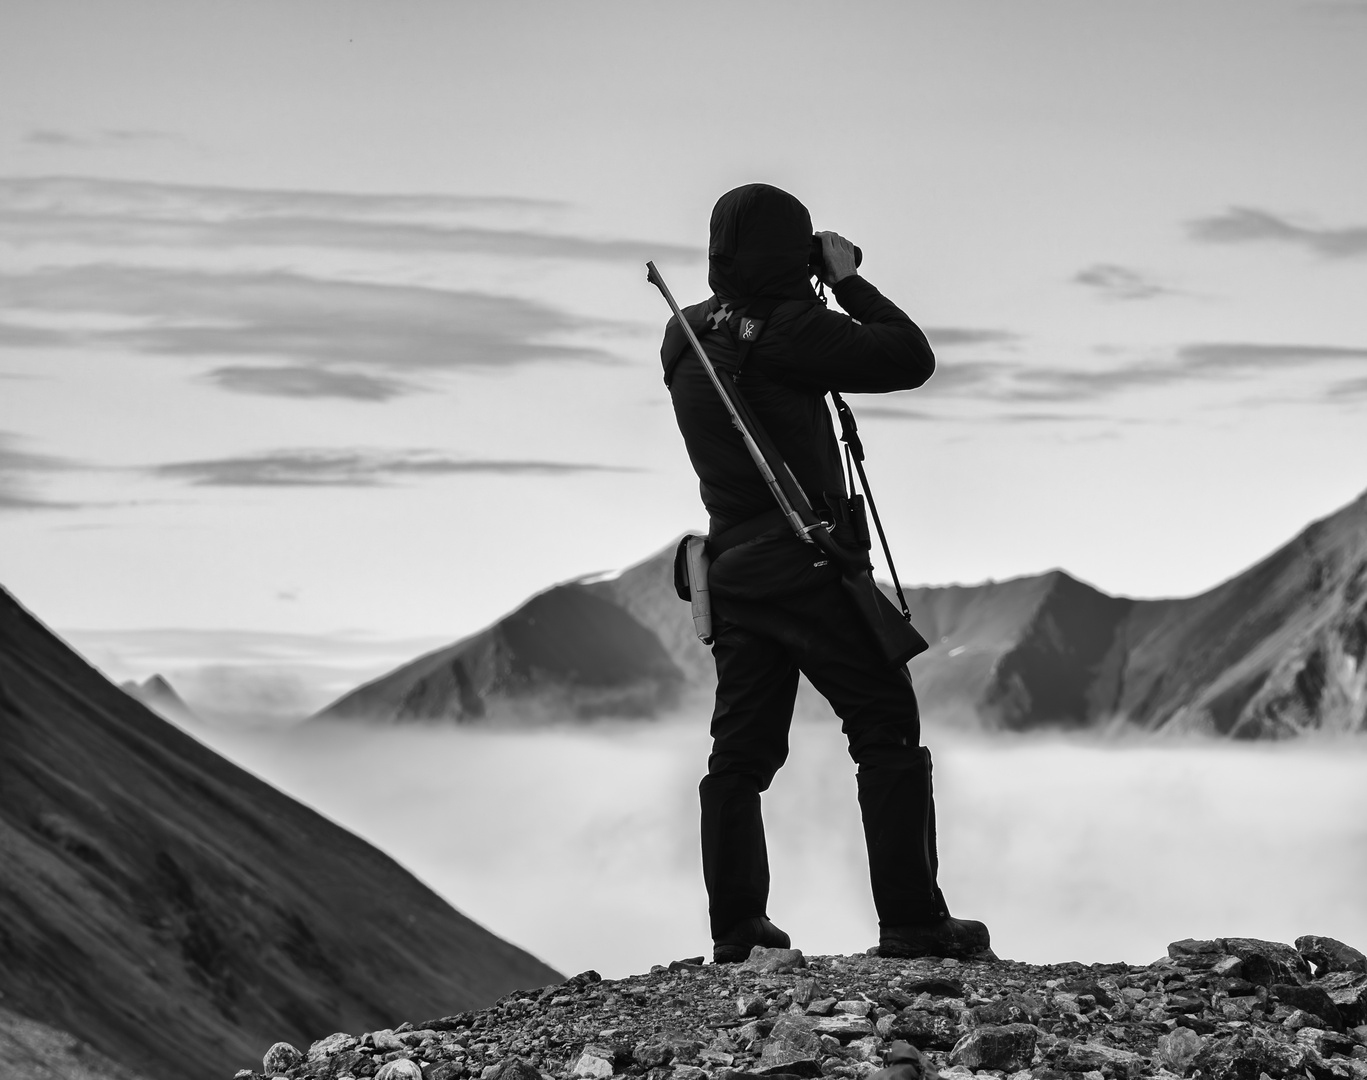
[773,276,936,394]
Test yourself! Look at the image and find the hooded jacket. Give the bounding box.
[662,184,936,540]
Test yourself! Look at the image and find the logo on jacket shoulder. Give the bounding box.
[739,316,763,341]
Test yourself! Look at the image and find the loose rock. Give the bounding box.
[1274,981,1346,1030]
[572,1046,614,1078]
[948,1023,1037,1072]
[742,948,807,975]
[240,932,1367,1080]
[757,1014,822,1077]
[812,1015,875,1040]
[484,1060,540,1080]
[1300,935,1367,976]
[1156,1026,1203,1072]
[262,1042,304,1074]
[309,1033,359,1059]
[374,1060,423,1080]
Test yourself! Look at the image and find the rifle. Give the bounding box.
[646,261,928,667]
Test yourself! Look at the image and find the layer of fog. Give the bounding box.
[195,710,1367,983]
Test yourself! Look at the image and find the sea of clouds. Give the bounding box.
[193,709,1367,982]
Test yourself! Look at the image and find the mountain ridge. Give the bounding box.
[314,489,1367,738]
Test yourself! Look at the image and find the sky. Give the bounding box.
[2,0,1367,709]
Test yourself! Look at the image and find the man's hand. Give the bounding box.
[817,230,859,285]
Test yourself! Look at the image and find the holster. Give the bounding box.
[673,535,714,644]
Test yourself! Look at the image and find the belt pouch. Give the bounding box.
[840,569,929,668]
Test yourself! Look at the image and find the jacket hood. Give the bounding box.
[708,184,818,306]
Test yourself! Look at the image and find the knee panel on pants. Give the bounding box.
[850,727,924,772]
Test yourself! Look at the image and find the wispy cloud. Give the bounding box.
[0,321,69,347]
[205,366,415,401]
[151,449,637,488]
[1005,342,1367,402]
[0,265,618,394]
[1329,375,1367,399]
[890,341,1367,405]
[916,360,1017,396]
[0,175,702,262]
[995,411,1111,423]
[0,432,82,510]
[858,405,1111,424]
[1178,342,1367,368]
[1187,207,1367,258]
[1305,1,1367,20]
[23,129,189,150]
[1,175,559,217]
[851,405,941,421]
[1073,264,1171,300]
[922,327,1019,347]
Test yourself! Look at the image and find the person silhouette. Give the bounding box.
[659,183,991,962]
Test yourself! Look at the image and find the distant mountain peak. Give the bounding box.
[121,672,199,725]
[316,490,1367,738]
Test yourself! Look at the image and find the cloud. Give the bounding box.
[0,432,82,511]
[857,405,1110,424]
[1305,1,1367,19]
[851,405,941,421]
[1003,341,1367,402]
[0,265,618,389]
[1073,264,1171,300]
[995,412,1111,423]
[1187,207,1367,258]
[922,327,1019,347]
[1,175,559,216]
[1178,342,1367,368]
[0,321,71,348]
[151,449,637,487]
[894,340,1367,405]
[1327,375,1367,400]
[23,129,189,150]
[62,625,454,666]
[0,175,702,262]
[915,360,1018,396]
[205,365,415,401]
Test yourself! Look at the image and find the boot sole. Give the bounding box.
[877,941,996,961]
[712,944,754,964]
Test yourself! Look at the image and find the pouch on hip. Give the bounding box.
[672,534,713,644]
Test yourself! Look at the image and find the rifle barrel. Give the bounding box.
[646,261,811,540]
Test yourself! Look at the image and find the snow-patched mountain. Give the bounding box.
[315,489,1367,737]
[0,586,561,1080]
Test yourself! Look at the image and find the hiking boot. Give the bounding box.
[878,916,991,960]
[713,916,790,964]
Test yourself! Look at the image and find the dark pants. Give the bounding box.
[700,531,948,937]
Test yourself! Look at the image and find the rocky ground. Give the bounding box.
[238,935,1367,1080]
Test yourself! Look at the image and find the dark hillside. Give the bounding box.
[0,586,561,1080]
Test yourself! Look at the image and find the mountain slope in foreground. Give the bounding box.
[316,489,1367,737]
[0,586,561,1080]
